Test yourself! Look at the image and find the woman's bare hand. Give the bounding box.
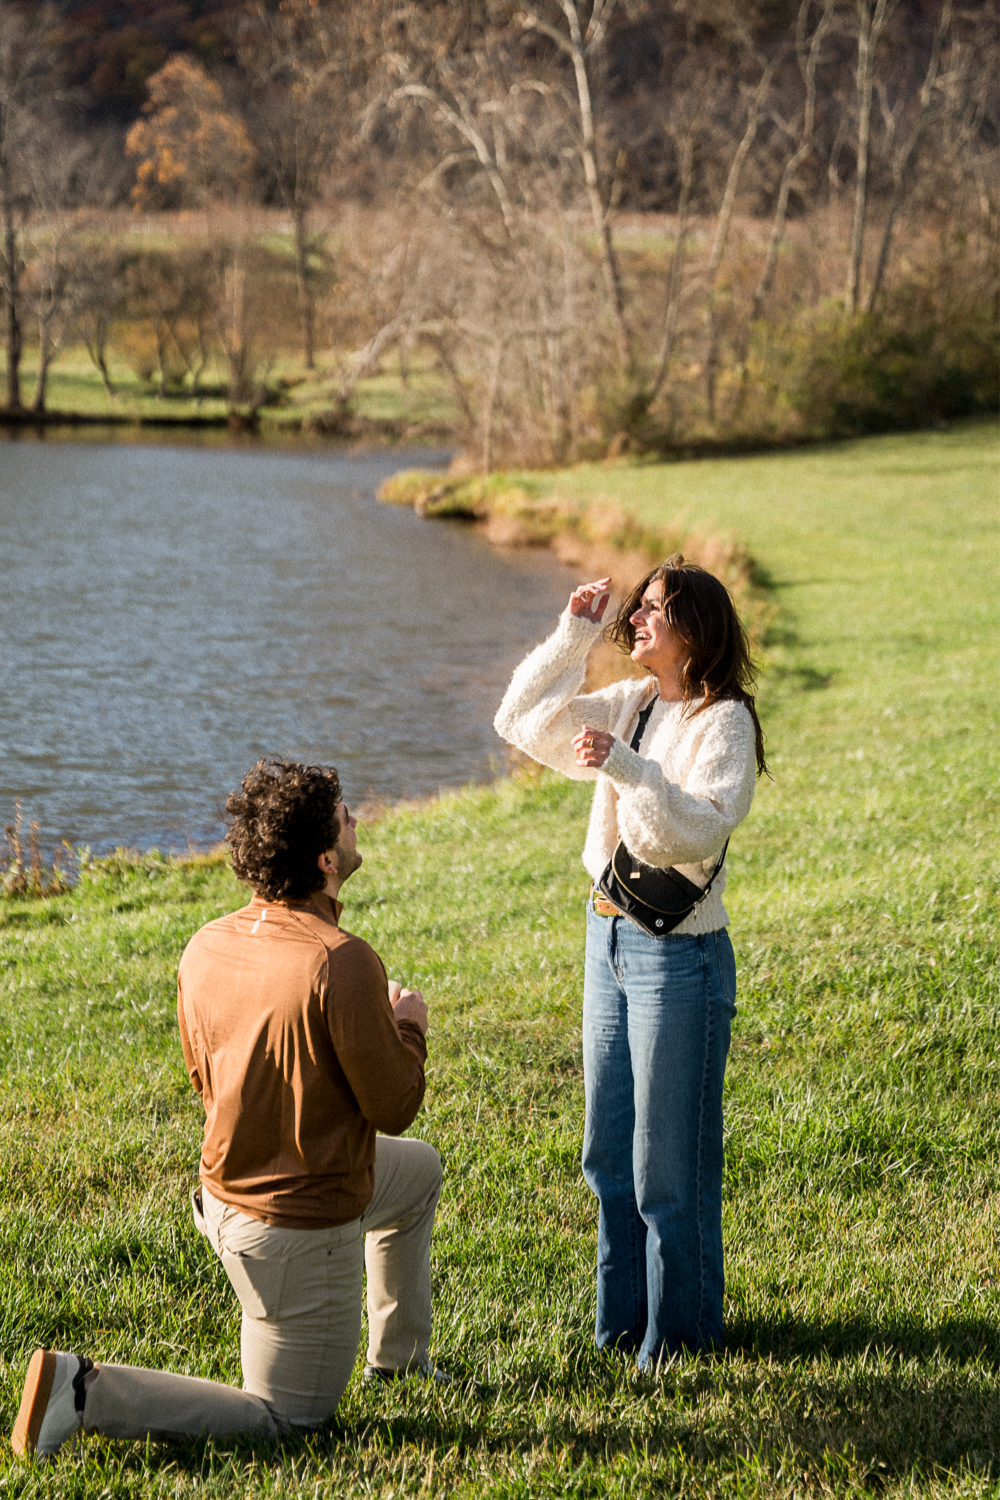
[568,578,612,623]
[572,724,616,769]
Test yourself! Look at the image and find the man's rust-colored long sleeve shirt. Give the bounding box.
[177,892,427,1228]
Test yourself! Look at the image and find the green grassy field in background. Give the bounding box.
[0,424,996,1496]
[11,345,458,433]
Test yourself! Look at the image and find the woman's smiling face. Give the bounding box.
[629,580,688,681]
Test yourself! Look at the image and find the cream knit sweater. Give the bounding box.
[494,610,757,935]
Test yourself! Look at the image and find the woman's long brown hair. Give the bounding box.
[605,554,769,777]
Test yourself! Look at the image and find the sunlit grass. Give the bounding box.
[12,344,460,434]
[0,426,996,1495]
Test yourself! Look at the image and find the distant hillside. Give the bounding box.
[53,0,237,123]
[44,0,954,138]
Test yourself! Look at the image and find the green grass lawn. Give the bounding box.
[0,425,997,1496]
[13,346,458,434]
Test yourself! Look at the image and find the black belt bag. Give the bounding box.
[596,696,728,938]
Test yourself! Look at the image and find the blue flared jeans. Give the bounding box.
[582,898,737,1366]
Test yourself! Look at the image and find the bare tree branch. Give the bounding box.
[520,1,629,364]
[846,0,896,311]
[866,0,953,310]
[390,82,516,233]
[733,0,837,401]
[703,51,782,419]
[648,126,696,402]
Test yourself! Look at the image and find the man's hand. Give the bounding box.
[390,982,428,1036]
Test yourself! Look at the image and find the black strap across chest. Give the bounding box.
[629,695,658,753]
[626,692,728,885]
[595,690,729,933]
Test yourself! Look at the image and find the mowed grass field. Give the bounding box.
[12,344,457,434]
[0,423,996,1497]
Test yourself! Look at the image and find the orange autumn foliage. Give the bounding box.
[126,55,255,211]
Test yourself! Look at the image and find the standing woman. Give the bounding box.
[494,556,767,1366]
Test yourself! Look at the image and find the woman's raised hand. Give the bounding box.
[568,578,612,623]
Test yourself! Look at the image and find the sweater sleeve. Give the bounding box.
[493,610,622,779]
[602,700,757,868]
[323,938,427,1136]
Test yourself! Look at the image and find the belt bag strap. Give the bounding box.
[595,692,729,936]
[629,695,658,753]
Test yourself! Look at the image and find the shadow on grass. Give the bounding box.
[728,1313,1000,1367]
[63,1337,998,1492]
[746,565,837,692]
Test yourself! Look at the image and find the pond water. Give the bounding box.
[0,438,572,854]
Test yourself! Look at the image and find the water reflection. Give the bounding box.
[0,441,571,852]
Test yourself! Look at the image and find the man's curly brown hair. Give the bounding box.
[225,759,343,901]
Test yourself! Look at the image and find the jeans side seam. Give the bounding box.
[628,1195,639,1336]
[619,920,637,1334]
[694,938,714,1348]
[607,915,625,994]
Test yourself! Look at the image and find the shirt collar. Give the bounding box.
[248,891,342,925]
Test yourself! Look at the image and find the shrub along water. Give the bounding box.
[0,424,995,1496]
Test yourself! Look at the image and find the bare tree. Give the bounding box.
[732,0,837,409]
[0,2,56,411]
[25,245,75,413]
[206,225,297,418]
[519,0,630,366]
[845,0,895,310]
[647,80,713,407]
[76,244,128,398]
[372,10,593,456]
[18,132,107,414]
[388,73,518,235]
[125,248,216,398]
[23,236,75,414]
[897,16,997,244]
[703,51,782,421]
[865,0,952,310]
[235,0,358,370]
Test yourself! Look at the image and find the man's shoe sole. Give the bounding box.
[11,1350,57,1458]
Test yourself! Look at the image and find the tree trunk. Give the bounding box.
[569,45,630,367]
[732,0,835,415]
[154,322,170,398]
[518,4,630,364]
[1,162,22,411]
[31,330,51,414]
[866,0,951,311]
[648,131,695,403]
[224,251,249,408]
[846,0,892,312]
[293,200,315,371]
[93,342,115,397]
[704,55,779,421]
[81,310,116,396]
[481,341,502,473]
[96,348,115,397]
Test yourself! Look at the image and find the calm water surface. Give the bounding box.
[0,440,571,852]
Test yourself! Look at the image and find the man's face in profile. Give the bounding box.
[332,801,362,884]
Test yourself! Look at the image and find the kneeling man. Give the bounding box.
[13,759,442,1459]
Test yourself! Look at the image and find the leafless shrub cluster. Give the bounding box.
[0,0,995,453]
[1,801,74,898]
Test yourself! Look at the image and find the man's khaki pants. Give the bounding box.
[80,1136,441,1441]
